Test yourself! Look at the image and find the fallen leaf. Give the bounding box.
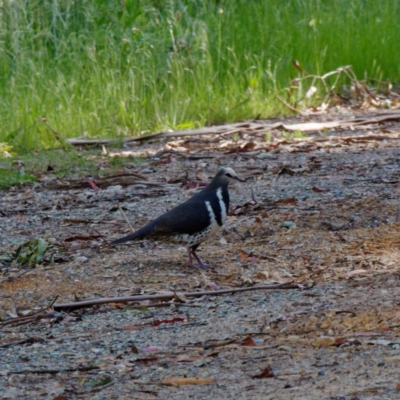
[131,344,139,354]
[238,250,249,261]
[241,337,257,346]
[252,367,274,379]
[153,156,176,165]
[312,186,330,193]
[273,197,297,205]
[153,317,185,327]
[173,292,187,303]
[162,377,216,386]
[142,346,163,353]
[243,142,257,150]
[247,257,261,264]
[347,269,368,278]
[85,178,99,190]
[134,357,158,363]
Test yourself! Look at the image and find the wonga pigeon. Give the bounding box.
[111,167,243,268]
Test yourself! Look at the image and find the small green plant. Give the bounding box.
[0,143,16,158]
[231,132,240,144]
[281,129,307,140]
[11,238,60,268]
[0,170,36,189]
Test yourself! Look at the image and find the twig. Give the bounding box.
[275,94,300,113]
[8,366,100,375]
[117,201,135,233]
[0,312,61,329]
[53,283,303,311]
[0,296,60,329]
[124,302,202,309]
[0,337,45,349]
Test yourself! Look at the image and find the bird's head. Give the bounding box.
[213,167,244,186]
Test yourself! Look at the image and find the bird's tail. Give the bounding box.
[111,223,155,245]
[111,232,140,245]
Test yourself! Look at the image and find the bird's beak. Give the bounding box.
[234,176,245,182]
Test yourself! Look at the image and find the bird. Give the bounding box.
[111,167,244,268]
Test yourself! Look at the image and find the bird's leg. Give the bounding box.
[187,248,194,266]
[190,249,210,269]
[186,246,210,269]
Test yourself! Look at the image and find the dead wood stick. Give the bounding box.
[117,201,135,233]
[123,302,202,309]
[0,297,60,329]
[8,366,100,375]
[0,337,45,349]
[0,312,60,329]
[275,94,300,113]
[67,113,400,146]
[53,283,302,311]
[270,133,400,148]
[67,123,258,146]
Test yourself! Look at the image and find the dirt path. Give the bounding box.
[1,110,400,399]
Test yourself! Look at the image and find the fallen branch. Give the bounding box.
[53,283,303,312]
[0,312,62,329]
[41,176,175,191]
[67,113,400,147]
[0,296,60,329]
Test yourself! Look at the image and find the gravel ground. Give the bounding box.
[2,279,400,399]
[2,110,400,399]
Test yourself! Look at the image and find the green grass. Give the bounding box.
[0,0,399,154]
[0,147,144,189]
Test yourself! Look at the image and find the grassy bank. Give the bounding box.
[0,0,399,153]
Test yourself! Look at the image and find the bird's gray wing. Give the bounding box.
[151,199,211,236]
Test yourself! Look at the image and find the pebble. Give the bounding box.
[75,256,89,263]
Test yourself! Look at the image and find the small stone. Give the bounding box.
[278,345,292,352]
[194,359,207,367]
[256,152,273,159]
[75,256,89,263]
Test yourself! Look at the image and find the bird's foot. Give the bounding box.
[194,262,211,270]
[185,258,211,269]
[187,249,210,269]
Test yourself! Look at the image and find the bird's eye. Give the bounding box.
[226,173,232,178]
